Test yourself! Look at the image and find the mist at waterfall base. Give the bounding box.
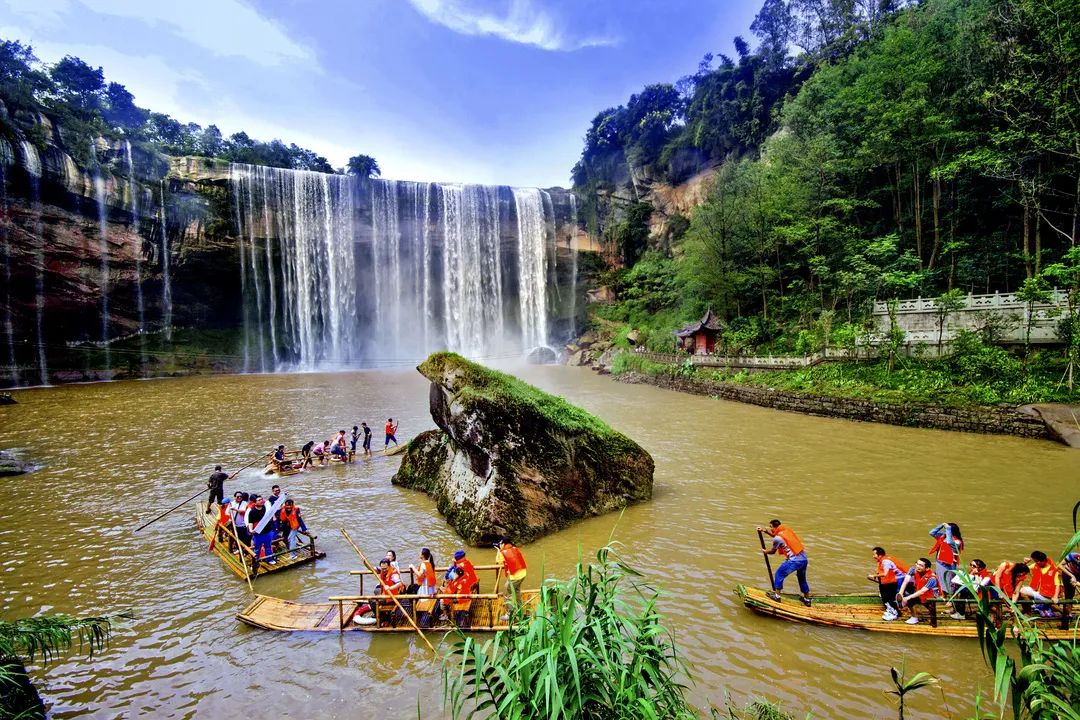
[231,164,580,372]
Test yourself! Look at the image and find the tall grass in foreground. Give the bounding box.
[443,543,699,720]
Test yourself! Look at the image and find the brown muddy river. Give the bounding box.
[1,367,1077,718]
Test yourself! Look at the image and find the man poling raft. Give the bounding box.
[758,519,812,607]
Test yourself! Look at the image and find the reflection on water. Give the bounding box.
[1,367,1077,718]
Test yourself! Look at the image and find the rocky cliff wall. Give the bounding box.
[0,112,595,386]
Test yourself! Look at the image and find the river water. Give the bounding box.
[1,367,1077,718]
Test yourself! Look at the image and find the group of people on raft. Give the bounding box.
[270,420,400,471]
[759,519,1079,624]
[361,540,529,629]
[205,480,310,573]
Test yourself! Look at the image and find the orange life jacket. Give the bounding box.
[994,562,1021,597]
[772,525,804,557]
[1029,561,1060,597]
[876,555,908,584]
[418,560,436,588]
[910,568,940,597]
[929,536,963,566]
[442,576,472,611]
[380,567,402,595]
[385,422,394,435]
[456,558,478,590]
[277,506,301,530]
[216,504,231,526]
[500,545,526,576]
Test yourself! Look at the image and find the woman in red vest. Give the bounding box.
[495,537,527,618]
[410,548,438,597]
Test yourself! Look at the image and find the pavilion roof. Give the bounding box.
[674,308,724,337]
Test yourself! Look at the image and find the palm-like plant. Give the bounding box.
[885,662,937,720]
[0,612,131,720]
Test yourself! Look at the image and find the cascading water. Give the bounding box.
[230,166,566,367]
[159,180,172,342]
[513,187,549,353]
[569,194,578,339]
[89,144,111,373]
[231,164,356,370]
[0,143,17,386]
[124,141,146,369]
[20,141,48,384]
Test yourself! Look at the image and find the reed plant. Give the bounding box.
[443,542,699,720]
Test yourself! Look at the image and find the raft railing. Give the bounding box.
[349,564,503,595]
[327,590,539,631]
[919,597,1077,631]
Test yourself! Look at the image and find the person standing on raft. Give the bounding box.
[494,537,527,616]
[206,464,228,509]
[758,519,812,607]
[385,418,399,448]
[361,422,372,456]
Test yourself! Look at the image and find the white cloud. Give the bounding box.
[407,0,617,51]
[0,0,316,68]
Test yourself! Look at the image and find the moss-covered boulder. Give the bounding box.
[392,352,654,544]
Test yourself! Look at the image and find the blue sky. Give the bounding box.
[0,0,760,187]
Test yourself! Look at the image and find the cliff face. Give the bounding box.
[392,352,654,544]
[0,110,594,387]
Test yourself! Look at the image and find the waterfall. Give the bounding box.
[231,163,356,370]
[513,187,549,352]
[569,194,578,339]
[0,143,17,386]
[20,141,48,384]
[159,180,173,342]
[89,144,111,372]
[230,166,562,367]
[124,141,146,370]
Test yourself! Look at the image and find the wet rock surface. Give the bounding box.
[393,352,654,544]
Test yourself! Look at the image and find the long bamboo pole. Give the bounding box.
[340,529,437,654]
[134,451,271,532]
[229,518,256,594]
[757,529,778,592]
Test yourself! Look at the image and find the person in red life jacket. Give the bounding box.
[758,519,812,607]
[452,549,479,593]
[868,547,908,621]
[1062,552,1080,602]
[276,498,308,557]
[373,557,404,626]
[928,522,964,597]
[948,559,993,619]
[385,418,399,448]
[209,499,233,550]
[1021,550,1062,616]
[896,557,941,624]
[991,560,1031,603]
[494,537,527,618]
[439,566,472,628]
[409,548,438,597]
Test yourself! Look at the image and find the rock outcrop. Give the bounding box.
[392,352,654,544]
[0,450,32,476]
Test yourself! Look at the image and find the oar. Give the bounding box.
[757,528,778,592]
[135,452,271,533]
[230,518,256,594]
[340,529,437,655]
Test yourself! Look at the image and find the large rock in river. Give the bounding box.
[392,352,654,544]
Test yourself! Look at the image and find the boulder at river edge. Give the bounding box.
[392,352,654,544]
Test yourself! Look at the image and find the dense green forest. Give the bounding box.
[574,0,1079,361]
[0,40,379,176]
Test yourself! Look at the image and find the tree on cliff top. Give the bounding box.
[347,154,381,178]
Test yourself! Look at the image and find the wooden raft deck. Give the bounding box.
[237,590,539,633]
[736,585,1080,640]
[194,502,325,579]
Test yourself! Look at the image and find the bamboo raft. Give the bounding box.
[237,563,537,633]
[194,502,325,579]
[736,585,1080,640]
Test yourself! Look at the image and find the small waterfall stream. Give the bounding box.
[569,194,578,338]
[20,141,48,384]
[0,143,17,386]
[159,180,172,342]
[89,144,111,373]
[124,141,146,368]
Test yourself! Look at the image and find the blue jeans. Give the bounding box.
[385,433,397,446]
[774,552,810,594]
[253,531,274,562]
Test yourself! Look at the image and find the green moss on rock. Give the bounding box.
[393,353,654,545]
